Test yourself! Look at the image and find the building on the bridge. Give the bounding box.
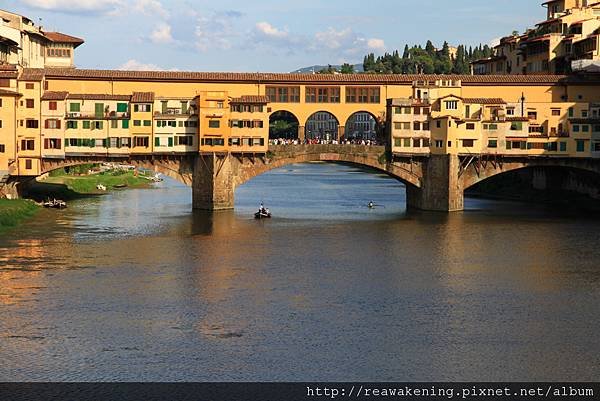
[154,97,199,154]
[130,92,155,155]
[0,9,84,68]
[471,0,600,75]
[229,96,269,153]
[388,98,431,154]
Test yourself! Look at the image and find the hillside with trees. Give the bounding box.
[361,41,493,75]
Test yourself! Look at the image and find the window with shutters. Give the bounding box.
[44,138,61,149]
[25,120,39,129]
[49,101,57,111]
[26,99,34,108]
[83,121,91,129]
[67,121,77,129]
[25,159,32,170]
[0,144,4,153]
[117,103,128,113]
[70,103,81,112]
[21,139,35,150]
[45,119,61,129]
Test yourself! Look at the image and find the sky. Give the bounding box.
[3,0,545,72]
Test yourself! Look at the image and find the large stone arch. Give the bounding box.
[343,110,384,142]
[305,111,340,141]
[461,156,600,190]
[268,110,300,140]
[39,155,195,187]
[234,145,422,189]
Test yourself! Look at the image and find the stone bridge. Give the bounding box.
[6,145,600,211]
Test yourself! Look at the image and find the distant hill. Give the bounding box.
[291,64,364,74]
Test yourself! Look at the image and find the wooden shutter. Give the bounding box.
[45,120,49,129]
[44,139,49,149]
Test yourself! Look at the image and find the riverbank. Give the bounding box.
[0,199,39,231]
[26,170,152,201]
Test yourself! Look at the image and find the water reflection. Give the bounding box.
[1,163,599,381]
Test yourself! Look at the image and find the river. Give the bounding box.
[1,162,599,381]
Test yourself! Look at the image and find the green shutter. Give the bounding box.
[70,103,80,112]
[162,101,168,114]
[122,120,129,129]
[117,103,128,113]
[134,105,139,112]
[168,137,173,147]
[155,137,160,147]
[144,120,151,127]
[83,121,90,129]
[103,139,108,148]
[95,103,104,118]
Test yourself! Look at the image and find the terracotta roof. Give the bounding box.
[41,91,69,100]
[230,95,269,104]
[39,68,586,86]
[463,98,507,104]
[20,68,45,81]
[0,71,18,79]
[43,32,85,48]
[131,92,154,103]
[0,89,21,97]
[0,65,17,71]
[67,93,131,101]
[506,117,530,122]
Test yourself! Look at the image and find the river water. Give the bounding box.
[1,162,599,381]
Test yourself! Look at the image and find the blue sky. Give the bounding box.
[4,0,544,72]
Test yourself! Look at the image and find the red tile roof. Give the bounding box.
[463,97,507,104]
[41,91,69,100]
[230,95,270,104]
[20,68,45,81]
[0,89,21,97]
[0,64,17,71]
[67,93,131,101]
[39,68,584,86]
[131,92,155,103]
[43,32,85,48]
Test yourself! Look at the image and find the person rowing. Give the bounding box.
[368,201,375,209]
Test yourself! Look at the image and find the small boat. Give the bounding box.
[96,184,107,191]
[43,199,67,209]
[254,210,272,219]
[114,184,128,189]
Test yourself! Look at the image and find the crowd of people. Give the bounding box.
[269,138,381,146]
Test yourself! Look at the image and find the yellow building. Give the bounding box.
[0,9,84,68]
[154,97,198,154]
[472,0,600,75]
[229,96,269,153]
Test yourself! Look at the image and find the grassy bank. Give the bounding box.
[0,199,39,231]
[26,169,153,201]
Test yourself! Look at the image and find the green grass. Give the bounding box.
[25,171,153,201]
[44,171,150,195]
[0,199,39,230]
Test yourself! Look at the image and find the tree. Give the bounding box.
[340,63,355,74]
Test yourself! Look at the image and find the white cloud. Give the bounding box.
[313,27,385,56]
[367,38,386,51]
[195,11,242,52]
[150,22,174,44]
[132,0,169,19]
[18,0,169,17]
[19,0,123,14]
[255,22,288,39]
[118,59,162,71]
